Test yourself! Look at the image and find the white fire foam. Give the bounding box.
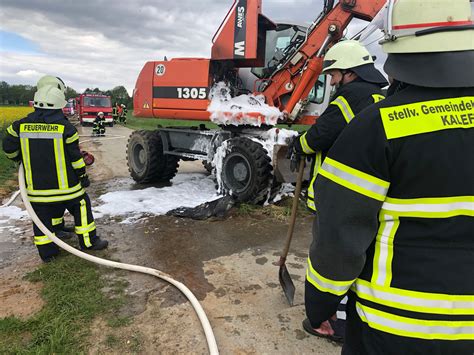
[207,82,283,126]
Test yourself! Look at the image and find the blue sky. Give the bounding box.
[0,30,40,54]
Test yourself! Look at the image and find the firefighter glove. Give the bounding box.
[287,135,304,173]
[79,174,90,188]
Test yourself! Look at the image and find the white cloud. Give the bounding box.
[0,1,387,94]
[16,69,44,79]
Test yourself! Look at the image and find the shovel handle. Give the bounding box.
[281,159,306,258]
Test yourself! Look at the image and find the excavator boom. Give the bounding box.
[133,0,386,124]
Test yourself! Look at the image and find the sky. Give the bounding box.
[0,0,385,94]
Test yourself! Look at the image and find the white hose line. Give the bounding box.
[18,165,219,355]
[79,134,126,145]
[1,189,21,208]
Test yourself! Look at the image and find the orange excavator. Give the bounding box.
[128,0,386,203]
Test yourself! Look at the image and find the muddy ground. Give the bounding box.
[0,123,340,354]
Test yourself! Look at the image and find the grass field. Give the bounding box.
[0,254,129,353]
[0,106,33,194]
[122,112,219,131]
[122,111,308,132]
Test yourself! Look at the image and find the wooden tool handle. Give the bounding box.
[281,159,306,259]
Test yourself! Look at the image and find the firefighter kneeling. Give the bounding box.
[92,111,106,137]
[2,76,109,262]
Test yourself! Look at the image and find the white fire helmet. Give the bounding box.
[379,0,474,87]
[36,75,66,93]
[33,86,67,110]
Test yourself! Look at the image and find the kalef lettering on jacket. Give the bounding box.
[385,97,474,126]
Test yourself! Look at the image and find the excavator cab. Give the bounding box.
[251,24,306,79]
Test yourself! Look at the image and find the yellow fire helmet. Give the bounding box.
[36,75,66,93]
[33,85,67,110]
[322,40,387,86]
[381,0,474,87]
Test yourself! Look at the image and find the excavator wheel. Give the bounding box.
[127,130,179,184]
[221,137,273,204]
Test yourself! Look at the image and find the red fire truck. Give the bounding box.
[75,93,113,126]
[62,100,75,117]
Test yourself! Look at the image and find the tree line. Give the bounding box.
[0,81,133,108]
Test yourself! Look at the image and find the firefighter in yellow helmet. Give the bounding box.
[2,76,108,262]
[303,0,474,353]
[289,40,387,212]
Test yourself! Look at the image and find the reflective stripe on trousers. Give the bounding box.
[34,235,53,245]
[77,199,92,248]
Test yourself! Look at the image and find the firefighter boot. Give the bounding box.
[82,237,109,251]
[56,229,74,240]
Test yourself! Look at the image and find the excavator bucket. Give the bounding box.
[273,144,311,183]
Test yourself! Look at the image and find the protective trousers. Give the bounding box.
[31,193,97,261]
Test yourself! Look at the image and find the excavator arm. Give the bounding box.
[259,0,386,122]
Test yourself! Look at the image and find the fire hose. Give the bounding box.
[17,164,219,355]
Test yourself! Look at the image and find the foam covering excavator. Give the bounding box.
[129,0,386,203]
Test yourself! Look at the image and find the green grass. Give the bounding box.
[120,111,308,132]
[0,122,19,193]
[237,196,311,220]
[0,254,128,354]
[120,112,218,131]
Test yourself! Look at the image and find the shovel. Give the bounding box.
[276,158,306,306]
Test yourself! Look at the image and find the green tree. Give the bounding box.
[110,86,131,108]
[0,81,9,104]
[65,86,78,100]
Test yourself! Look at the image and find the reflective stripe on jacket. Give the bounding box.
[3,109,86,203]
[299,80,385,210]
[305,85,474,346]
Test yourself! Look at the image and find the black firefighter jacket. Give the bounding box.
[305,84,474,353]
[298,79,385,210]
[3,109,86,203]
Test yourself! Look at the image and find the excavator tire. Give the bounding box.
[221,137,273,204]
[127,130,179,184]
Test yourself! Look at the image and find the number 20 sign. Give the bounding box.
[155,64,166,76]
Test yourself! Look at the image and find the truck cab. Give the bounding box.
[76,94,113,126]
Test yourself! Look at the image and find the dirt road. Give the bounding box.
[0,123,340,354]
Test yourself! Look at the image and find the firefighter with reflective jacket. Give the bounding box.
[291,40,387,212]
[119,104,128,124]
[112,103,119,123]
[2,77,108,262]
[93,111,106,136]
[303,0,474,353]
